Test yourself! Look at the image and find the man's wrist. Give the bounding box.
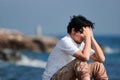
[85,36,91,43]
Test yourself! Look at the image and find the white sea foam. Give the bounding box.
[103,46,119,54]
[15,54,47,68]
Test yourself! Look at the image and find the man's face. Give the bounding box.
[71,28,85,44]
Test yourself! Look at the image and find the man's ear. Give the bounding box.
[71,28,75,33]
[71,28,76,35]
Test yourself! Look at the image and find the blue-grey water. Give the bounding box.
[0,35,120,80]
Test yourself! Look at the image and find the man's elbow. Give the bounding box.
[99,57,105,63]
[82,56,90,61]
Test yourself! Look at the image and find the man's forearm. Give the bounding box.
[91,37,105,62]
[82,37,91,60]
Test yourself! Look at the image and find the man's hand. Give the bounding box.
[90,28,94,39]
[83,27,91,40]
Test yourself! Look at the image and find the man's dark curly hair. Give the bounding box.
[67,15,94,34]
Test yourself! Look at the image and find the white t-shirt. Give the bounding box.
[42,35,95,80]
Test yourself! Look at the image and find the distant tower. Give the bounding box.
[36,25,42,36]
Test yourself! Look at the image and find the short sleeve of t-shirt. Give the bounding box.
[90,49,95,55]
[57,36,79,56]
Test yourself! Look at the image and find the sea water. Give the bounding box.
[0,35,120,80]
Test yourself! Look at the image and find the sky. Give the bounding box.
[0,0,120,36]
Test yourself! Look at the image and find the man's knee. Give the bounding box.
[90,61,108,80]
[74,59,90,79]
[75,60,89,72]
[91,61,105,72]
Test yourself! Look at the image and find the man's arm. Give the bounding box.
[73,27,91,61]
[90,34,105,62]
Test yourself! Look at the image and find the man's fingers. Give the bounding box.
[83,27,86,31]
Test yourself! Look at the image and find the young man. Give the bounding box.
[42,15,108,80]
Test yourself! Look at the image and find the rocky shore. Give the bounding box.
[0,28,58,52]
[0,28,58,61]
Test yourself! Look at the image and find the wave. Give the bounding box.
[102,46,120,54]
[15,54,47,68]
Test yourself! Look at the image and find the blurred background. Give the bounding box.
[0,0,120,80]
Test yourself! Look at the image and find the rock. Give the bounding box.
[0,49,21,61]
[0,28,58,52]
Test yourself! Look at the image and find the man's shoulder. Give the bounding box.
[55,35,71,48]
[61,35,71,41]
